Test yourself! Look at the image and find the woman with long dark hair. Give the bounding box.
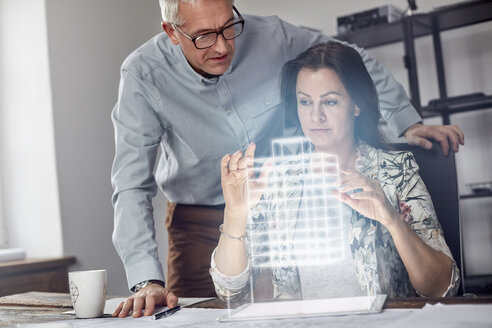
[210,42,460,300]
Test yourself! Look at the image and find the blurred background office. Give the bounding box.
[0,0,490,296]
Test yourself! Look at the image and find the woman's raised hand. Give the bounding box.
[220,143,271,216]
[335,170,400,229]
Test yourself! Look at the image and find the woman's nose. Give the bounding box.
[311,104,326,122]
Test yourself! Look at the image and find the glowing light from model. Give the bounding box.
[246,137,344,268]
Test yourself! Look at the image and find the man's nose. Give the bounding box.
[212,33,229,54]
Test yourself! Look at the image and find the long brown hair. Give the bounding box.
[281,41,390,149]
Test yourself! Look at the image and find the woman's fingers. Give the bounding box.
[334,191,358,208]
[244,143,256,161]
[229,150,243,171]
[222,144,255,177]
[338,169,359,184]
[346,190,378,201]
[339,168,357,175]
[220,154,231,177]
[339,182,366,193]
[258,158,273,182]
[339,172,375,193]
[236,143,256,170]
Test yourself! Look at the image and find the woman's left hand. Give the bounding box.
[335,170,400,228]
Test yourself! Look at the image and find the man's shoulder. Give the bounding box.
[243,13,282,26]
[241,13,288,35]
[235,14,289,55]
[121,32,177,78]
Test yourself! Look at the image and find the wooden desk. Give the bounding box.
[0,257,76,297]
[0,292,491,327]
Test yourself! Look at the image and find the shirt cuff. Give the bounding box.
[209,247,250,291]
[387,105,422,137]
[125,259,165,292]
[416,257,461,298]
[441,259,461,297]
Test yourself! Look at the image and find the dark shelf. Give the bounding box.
[460,191,492,200]
[334,0,492,124]
[334,0,492,49]
[464,275,492,294]
[422,94,492,118]
[333,20,425,49]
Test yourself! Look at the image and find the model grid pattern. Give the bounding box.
[246,137,344,268]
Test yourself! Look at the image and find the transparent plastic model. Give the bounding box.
[220,137,386,322]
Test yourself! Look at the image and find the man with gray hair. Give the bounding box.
[111,0,464,318]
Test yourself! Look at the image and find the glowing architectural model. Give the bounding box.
[246,137,344,269]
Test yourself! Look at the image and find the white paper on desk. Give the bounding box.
[390,303,492,327]
[24,308,416,328]
[24,308,226,328]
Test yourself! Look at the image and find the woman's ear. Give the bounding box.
[354,105,361,117]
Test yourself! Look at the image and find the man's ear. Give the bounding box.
[354,105,361,117]
[162,22,179,45]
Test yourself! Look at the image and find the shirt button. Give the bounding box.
[226,109,232,114]
[265,101,270,106]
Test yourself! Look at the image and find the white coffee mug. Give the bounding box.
[68,269,107,318]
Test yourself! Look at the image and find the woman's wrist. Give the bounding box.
[383,212,406,233]
[222,206,248,236]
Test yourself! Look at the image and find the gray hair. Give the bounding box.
[159,0,234,25]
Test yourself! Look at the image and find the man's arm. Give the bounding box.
[111,68,175,316]
[112,68,165,289]
[276,17,464,153]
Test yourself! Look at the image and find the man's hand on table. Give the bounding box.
[404,123,465,156]
[112,283,178,318]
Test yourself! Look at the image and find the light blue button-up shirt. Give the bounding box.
[111,14,422,290]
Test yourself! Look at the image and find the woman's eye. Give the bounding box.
[323,99,338,107]
[298,99,311,106]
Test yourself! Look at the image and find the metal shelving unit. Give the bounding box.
[460,192,492,200]
[334,0,492,124]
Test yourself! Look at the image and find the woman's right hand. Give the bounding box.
[216,143,269,276]
[220,143,271,221]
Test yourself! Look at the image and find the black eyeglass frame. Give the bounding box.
[171,6,245,50]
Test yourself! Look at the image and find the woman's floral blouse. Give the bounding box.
[210,144,460,301]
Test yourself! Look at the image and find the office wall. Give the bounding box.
[44,0,165,295]
[237,0,492,277]
[0,0,63,257]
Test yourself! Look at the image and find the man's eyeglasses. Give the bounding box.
[171,6,244,50]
